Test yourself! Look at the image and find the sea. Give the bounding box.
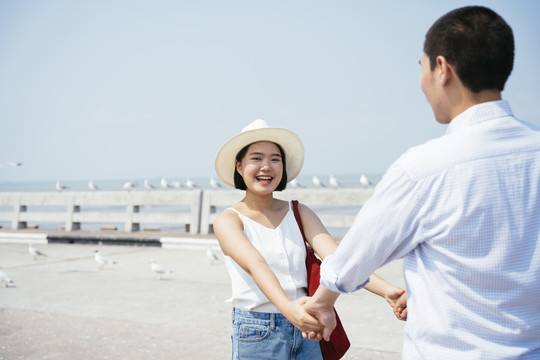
[0,173,382,237]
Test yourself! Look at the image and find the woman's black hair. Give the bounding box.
[233,142,288,191]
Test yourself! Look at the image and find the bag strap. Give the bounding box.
[292,200,309,252]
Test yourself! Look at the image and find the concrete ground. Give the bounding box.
[0,241,406,359]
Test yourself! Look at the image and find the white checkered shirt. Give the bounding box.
[321,100,540,359]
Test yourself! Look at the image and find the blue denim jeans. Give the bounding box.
[231,308,323,360]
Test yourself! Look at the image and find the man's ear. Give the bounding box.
[436,55,454,86]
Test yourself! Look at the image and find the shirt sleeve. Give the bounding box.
[320,163,427,293]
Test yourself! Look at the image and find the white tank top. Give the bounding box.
[224,201,308,313]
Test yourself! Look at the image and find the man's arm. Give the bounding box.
[303,285,340,341]
[304,165,422,338]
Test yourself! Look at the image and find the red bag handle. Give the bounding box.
[292,200,309,252]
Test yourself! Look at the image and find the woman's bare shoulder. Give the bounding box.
[295,201,316,217]
[214,205,242,231]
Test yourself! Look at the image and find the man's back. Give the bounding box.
[398,100,540,358]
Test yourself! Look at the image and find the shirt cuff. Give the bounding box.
[320,254,370,293]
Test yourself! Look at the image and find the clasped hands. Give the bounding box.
[290,287,408,342]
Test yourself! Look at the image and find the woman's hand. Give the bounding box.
[384,286,408,321]
[281,297,324,335]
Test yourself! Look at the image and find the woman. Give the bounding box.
[214,119,406,359]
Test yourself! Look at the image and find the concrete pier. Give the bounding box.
[0,241,405,360]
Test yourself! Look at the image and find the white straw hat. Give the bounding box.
[214,119,304,188]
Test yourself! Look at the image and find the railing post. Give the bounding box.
[208,205,216,234]
[12,197,27,230]
[199,191,211,235]
[66,203,81,231]
[125,204,140,232]
[189,190,203,235]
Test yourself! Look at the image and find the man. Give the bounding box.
[305,6,540,359]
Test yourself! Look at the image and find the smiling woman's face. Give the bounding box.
[236,141,283,194]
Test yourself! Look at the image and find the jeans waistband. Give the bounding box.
[232,308,291,329]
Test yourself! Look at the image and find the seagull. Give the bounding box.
[172,181,183,190]
[94,250,117,269]
[210,177,222,189]
[329,175,341,189]
[56,181,68,192]
[144,179,155,191]
[150,259,173,279]
[206,245,220,264]
[289,179,303,189]
[360,174,372,187]
[0,266,14,288]
[29,243,47,261]
[328,175,341,189]
[186,179,198,190]
[312,176,325,189]
[123,182,136,191]
[160,177,170,190]
[88,180,99,191]
[0,162,22,167]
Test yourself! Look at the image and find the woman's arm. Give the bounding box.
[363,273,408,320]
[296,203,337,260]
[297,203,407,321]
[213,210,323,332]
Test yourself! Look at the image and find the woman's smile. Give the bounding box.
[256,175,274,185]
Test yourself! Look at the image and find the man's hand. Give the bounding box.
[302,286,340,341]
[281,297,324,334]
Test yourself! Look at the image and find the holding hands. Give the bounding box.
[303,291,338,341]
[300,284,408,341]
[384,286,408,321]
[281,297,325,336]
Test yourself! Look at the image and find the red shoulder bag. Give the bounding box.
[292,200,350,360]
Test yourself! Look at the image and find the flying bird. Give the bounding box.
[0,162,22,167]
[360,174,372,187]
[94,250,117,269]
[329,175,341,189]
[88,180,99,191]
[150,259,173,279]
[206,245,220,264]
[0,266,15,287]
[29,243,47,261]
[312,176,325,189]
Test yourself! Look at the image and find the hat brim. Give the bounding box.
[215,127,304,188]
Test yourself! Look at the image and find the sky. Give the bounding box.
[1,0,539,185]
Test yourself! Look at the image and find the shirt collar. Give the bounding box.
[445,100,513,135]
